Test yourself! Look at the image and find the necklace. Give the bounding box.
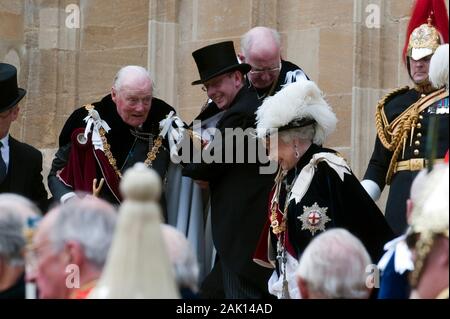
[99,127,163,178]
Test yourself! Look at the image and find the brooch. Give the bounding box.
[298,202,330,235]
[76,133,87,145]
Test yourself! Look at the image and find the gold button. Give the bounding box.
[414,149,420,156]
[417,132,422,138]
[419,115,424,120]
[417,123,422,129]
[415,140,420,146]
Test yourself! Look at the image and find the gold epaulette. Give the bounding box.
[375,86,410,151]
[375,87,447,185]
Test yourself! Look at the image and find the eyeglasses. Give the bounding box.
[249,61,282,75]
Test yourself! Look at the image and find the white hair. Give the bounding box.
[429,44,449,90]
[0,193,41,222]
[0,194,41,266]
[161,224,199,293]
[279,125,316,144]
[0,210,26,266]
[241,26,281,56]
[296,228,372,299]
[113,65,153,91]
[50,198,117,269]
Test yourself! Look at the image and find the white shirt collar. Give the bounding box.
[0,134,9,148]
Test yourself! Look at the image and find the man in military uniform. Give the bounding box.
[362,0,449,235]
[48,66,175,217]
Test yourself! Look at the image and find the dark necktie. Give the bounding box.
[0,141,7,184]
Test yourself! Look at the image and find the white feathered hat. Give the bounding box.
[429,44,449,91]
[256,79,337,145]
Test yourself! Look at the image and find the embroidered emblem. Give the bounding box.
[298,202,330,235]
[76,133,87,145]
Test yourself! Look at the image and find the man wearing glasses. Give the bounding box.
[183,41,274,299]
[239,26,309,99]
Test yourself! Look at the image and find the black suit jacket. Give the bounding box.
[182,86,274,292]
[0,136,48,211]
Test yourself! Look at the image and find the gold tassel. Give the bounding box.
[410,122,415,147]
[402,136,407,159]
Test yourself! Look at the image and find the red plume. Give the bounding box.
[402,0,449,63]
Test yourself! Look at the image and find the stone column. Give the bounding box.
[148,0,179,107]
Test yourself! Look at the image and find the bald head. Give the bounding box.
[241,27,281,58]
[112,65,153,93]
[240,27,282,90]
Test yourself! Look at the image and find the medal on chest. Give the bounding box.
[298,202,331,235]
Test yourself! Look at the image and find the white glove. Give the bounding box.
[361,179,381,201]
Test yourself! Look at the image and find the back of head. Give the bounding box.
[0,193,41,225]
[0,208,26,266]
[408,165,449,288]
[0,194,41,267]
[161,224,199,293]
[296,228,372,299]
[90,163,179,299]
[50,196,117,270]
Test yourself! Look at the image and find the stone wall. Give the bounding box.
[1,0,448,210]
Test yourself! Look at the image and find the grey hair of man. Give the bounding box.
[296,228,372,299]
[241,26,281,57]
[0,209,26,266]
[278,125,316,145]
[161,224,199,292]
[49,197,117,269]
[112,65,154,92]
[0,193,42,221]
[0,194,41,266]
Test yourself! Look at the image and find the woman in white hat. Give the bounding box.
[253,79,394,299]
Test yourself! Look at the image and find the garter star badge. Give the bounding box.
[298,202,330,235]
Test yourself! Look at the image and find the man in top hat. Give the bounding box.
[48,66,175,218]
[362,0,449,235]
[0,63,48,211]
[182,41,274,298]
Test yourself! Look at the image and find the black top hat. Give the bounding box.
[191,41,251,85]
[0,63,27,113]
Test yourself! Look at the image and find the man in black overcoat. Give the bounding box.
[182,41,274,298]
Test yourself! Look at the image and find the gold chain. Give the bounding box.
[99,127,163,179]
[270,169,289,235]
[84,104,163,179]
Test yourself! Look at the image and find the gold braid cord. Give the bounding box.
[409,232,434,288]
[99,127,163,179]
[375,87,446,185]
[84,104,163,179]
